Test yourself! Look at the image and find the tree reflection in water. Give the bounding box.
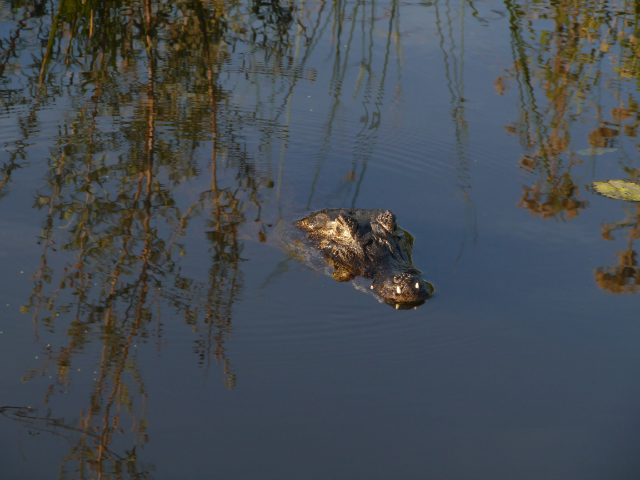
[500,0,640,291]
[7,0,640,474]
[0,0,409,476]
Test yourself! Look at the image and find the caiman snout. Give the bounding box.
[374,272,434,308]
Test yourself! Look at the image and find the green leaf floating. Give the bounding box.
[592,180,640,201]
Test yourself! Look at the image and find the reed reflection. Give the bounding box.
[502,0,594,221]
[500,0,640,292]
[0,0,410,476]
[434,0,480,260]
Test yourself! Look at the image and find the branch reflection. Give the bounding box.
[500,0,640,292]
[0,0,410,476]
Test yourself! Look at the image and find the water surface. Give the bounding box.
[2,0,640,478]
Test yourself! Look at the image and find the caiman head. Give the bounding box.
[368,211,433,307]
[295,208,434,309]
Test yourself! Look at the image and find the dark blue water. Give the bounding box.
[2,0,640,478]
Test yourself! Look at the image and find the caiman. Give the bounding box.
[293,208,434,309]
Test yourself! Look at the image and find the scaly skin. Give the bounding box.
[295,208,433,308]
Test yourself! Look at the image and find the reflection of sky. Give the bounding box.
[2,0,640,478]
[0,23,12,39]
[0,7,15,36]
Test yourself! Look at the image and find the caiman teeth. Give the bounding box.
[396,286,401,294]
[415,282,419,289]
[395,304,399,309]
[370,285,374,290]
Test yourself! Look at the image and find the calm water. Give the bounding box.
[2,0,640,478]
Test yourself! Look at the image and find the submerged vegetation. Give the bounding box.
[3,0,640,476]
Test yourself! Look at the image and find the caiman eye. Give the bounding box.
[376,210,397,234]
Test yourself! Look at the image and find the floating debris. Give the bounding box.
[591,180,640,201]
[576,147,617,156]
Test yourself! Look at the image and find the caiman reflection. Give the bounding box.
[295,209,434,309]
